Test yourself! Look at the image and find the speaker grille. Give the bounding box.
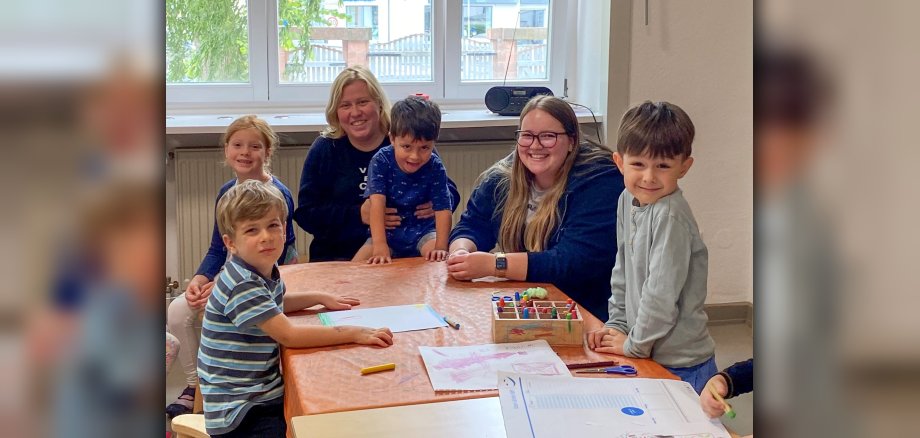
[484,87,511,112]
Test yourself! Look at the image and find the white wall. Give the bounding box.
[624,0,753,304]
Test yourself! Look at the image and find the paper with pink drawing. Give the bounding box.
[418,340,567,391]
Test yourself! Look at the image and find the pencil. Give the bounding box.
[706,382,736,419]
[567,361,620,370]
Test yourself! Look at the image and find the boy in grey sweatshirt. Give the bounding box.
[587,101,716,394]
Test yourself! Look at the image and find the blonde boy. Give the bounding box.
[587,101,717,394]
[198,180,393,437]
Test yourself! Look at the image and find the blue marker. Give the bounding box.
[443,315,460,330]
[514,291,521,302]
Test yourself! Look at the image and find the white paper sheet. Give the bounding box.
[498,372,732,438]
[419,340,567,391]
[318,304,447,333]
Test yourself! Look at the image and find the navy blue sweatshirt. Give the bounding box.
[449,148,625,321]
[720,358,754,398]
[195,176,298,280]
[294,135,461,261]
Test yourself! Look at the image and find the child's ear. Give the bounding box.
[612,152,624,171]
[678,156,694,178]
[222,234,237,255]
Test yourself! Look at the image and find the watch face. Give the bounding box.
[496,257,508,270]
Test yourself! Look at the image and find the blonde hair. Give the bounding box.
[482,95,612,252]
[322,65,391,138]
[221,115,279,168]
[216,179,288,237]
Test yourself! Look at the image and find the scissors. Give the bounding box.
[574,365,637,376]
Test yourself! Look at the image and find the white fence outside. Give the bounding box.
[282,33,544,83]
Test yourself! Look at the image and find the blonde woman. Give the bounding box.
[447,95,624,321]
[294,66,460,261]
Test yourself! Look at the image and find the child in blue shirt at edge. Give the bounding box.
[587,101,717,394]
[198,180,394,437]
[352,95,453,264]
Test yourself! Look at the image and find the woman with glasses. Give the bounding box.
[446,95,625,321]
[294,66,460,261]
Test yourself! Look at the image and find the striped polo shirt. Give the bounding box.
[197,255,285,435]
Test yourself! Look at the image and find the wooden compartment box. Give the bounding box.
[491,300,584,346]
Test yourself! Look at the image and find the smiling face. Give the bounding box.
[613,151,694,206]
[390,134,434,174]
[336,80,383,149]
[516,109,574,190]
[224,127,269,180]
[222,207,285,278]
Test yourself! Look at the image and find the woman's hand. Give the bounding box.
[361,199,401,229]
[446,251,495,280]
[185,275,214,310]
[414,201,435,219]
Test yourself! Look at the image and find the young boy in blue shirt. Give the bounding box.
[587,101,717,394]
[352,95,453,264]
[198,180,394,437]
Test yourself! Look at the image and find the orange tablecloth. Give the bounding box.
[279,258,677,421]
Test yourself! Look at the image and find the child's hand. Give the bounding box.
[426,248,448,262]
[368,245,392,264]
[414,201,435,219]
[318,294,361,311]
[701,374,730,418]
[587,328,627,355]
[353,327,394,348]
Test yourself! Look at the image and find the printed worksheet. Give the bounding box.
[318,304,447,333]
[419,340,567,391]
[498,372,731,438]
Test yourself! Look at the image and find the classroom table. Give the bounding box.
[290,397,743,438]
[279,257,678,423]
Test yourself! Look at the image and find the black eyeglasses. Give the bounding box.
[516,130,569,148]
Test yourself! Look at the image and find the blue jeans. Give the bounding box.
[665,355,718,394]
[211,399,286,438]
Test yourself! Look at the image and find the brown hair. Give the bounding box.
[616,101,695,158]
[482,95,612,252]
[323,65,391,139]
[221,115,279,167]
[216,179,288,237]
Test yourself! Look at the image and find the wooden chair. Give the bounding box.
[171,414,209,438]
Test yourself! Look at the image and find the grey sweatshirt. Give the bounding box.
[605,188,715,368]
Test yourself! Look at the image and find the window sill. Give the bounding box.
[166,107,605,149]
[166,108,604,134]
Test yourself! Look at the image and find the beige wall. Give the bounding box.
[622,0,753,303]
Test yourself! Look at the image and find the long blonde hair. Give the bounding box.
[482,95,612,252]
[322,65,391,139]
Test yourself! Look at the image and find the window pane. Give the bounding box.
[166,0,250,83]
[278,0,432,84]
[460,0,550,82]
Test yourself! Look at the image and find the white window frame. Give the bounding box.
[166,0,569,109]
[166,0,269,104]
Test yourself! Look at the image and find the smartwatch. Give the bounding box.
[495,252,508,277]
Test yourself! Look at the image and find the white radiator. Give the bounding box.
[174,142,512,282]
